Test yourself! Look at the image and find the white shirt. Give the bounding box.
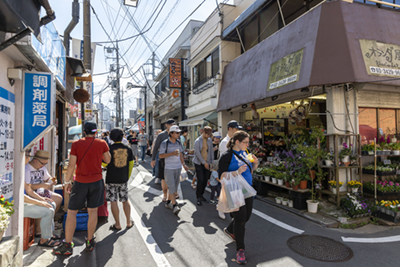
[122,138,129,145]
[25,163,51,184]
[218,135,230,158]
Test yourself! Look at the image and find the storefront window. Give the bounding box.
[359,108,377,145]
[378,109,396,138]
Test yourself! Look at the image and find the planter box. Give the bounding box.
[341,205,371,218]
[362,169,374,175]
[363,188,398,198]
[376,210,400,223]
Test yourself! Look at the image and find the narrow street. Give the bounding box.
[50,157,400,267]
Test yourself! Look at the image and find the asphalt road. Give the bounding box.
[51,156,400,267]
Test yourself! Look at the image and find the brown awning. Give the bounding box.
[217,1,400,111]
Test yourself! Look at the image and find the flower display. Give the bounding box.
[363,181,400,193]
[328,180,344,188]
[0,194,14,232]
[339,142,353,158]
[347,181,362,189]
[340,194,376,217]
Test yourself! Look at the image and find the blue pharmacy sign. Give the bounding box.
[22,72,55,150]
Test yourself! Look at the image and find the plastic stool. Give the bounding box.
[23,218,35,251]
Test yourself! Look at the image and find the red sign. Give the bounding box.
[169,58,181,88]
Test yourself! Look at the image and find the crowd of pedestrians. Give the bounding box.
[21,118,256,265]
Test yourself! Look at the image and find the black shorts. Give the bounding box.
[68,180,105,210]
[159,159,165,180]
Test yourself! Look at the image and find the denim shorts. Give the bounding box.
[68,180,105,210]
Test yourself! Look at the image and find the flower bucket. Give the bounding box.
[331,188,337,194]
[288,200,293,208]
[351,188,359,193]
[368,151,374,155]
[278,179,283,186]
[271,177,277,184]
[393,150,400,156]
[307,200,319,213]
[343,155,350,166]
[299,180,307,189]
[264,176,270,182]
[325,160,333,166]
[275,197,282,204]
[282,199,288,206]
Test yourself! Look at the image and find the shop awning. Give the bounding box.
[217,1,400,112]
[179,111,215,127]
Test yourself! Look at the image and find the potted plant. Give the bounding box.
[261,168,271,182]
[328,180,344,194]
[347,180,362,193]
[0,194,14,241]
[288,199,294,208]
[361,144,374,155]
[276,171,284,186]
[282,198,289,206]
[350,154,358,166]
[322,151,334,166]
[275,197,282,204]
[339,142,352,166]
[391,143,400,155]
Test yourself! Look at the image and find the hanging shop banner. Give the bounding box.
[0,87,15,200]
[267,48,304,91]
[22,72,55,150]
[31,22,66,88]
[169,58,182,88]
[359,39,400,78]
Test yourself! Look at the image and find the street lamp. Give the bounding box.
[124,0,139,7]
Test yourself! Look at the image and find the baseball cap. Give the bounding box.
[84,122,97,133]
[170,125,181,132]
[227,120,239,129]
[238,125,244,130]
[166,119,175,125]
[213,131,222,138]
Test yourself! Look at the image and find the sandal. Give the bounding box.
[35,234,61,240]
[162,197,167,202]
[126,220,134,229]
[38,239,61,247]
[109,224,122,231]
[175,194,179,199]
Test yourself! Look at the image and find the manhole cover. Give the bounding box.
[287,235,353,262]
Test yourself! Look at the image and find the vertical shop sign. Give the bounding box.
[268,48,304,90]
[0,87,15,200]
[359,39,400,78]
[169,58,182,88]
[23,72,55,150]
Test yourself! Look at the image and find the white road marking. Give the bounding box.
[186,178,304,235]
[342,235,400,243]
[129,201,171,267]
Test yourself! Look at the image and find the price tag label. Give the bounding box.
[384,159,391,165]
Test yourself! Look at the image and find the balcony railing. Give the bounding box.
[192,76,216,95]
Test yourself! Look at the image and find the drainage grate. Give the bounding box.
[287,235,353,262]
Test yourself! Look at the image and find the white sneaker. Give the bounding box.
[173,205,181,215]
[155,178,160,184]
[218,211,226,219]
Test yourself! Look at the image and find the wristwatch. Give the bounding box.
[64,180,71,186]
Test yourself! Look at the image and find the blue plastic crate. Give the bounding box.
[63,211,89,231]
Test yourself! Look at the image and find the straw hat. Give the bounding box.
[33,150,50,160]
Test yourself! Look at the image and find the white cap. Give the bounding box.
[213,131,222,138]
[170,125,181,133]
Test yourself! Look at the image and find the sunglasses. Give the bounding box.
[36,158,48,166]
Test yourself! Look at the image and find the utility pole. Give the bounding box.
[181,58,185,121]
[82,0,91,133]
[152,52,155,80]
[116,42,121,127]
[122,86,124,128]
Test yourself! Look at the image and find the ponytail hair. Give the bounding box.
[227,131,249,149]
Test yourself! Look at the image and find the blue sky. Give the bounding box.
[48,0,233,118]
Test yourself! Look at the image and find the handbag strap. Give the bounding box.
[77,137,95,167]
[232,150,252,172]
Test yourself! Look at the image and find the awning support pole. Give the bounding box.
[0,27,33,52]
[236,27,246,53]
[277,0,286,26]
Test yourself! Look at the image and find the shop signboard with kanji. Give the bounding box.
[0,87,15,200]
[169,58,182,88]
[267,48,304,90]
[22,72,55,150]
